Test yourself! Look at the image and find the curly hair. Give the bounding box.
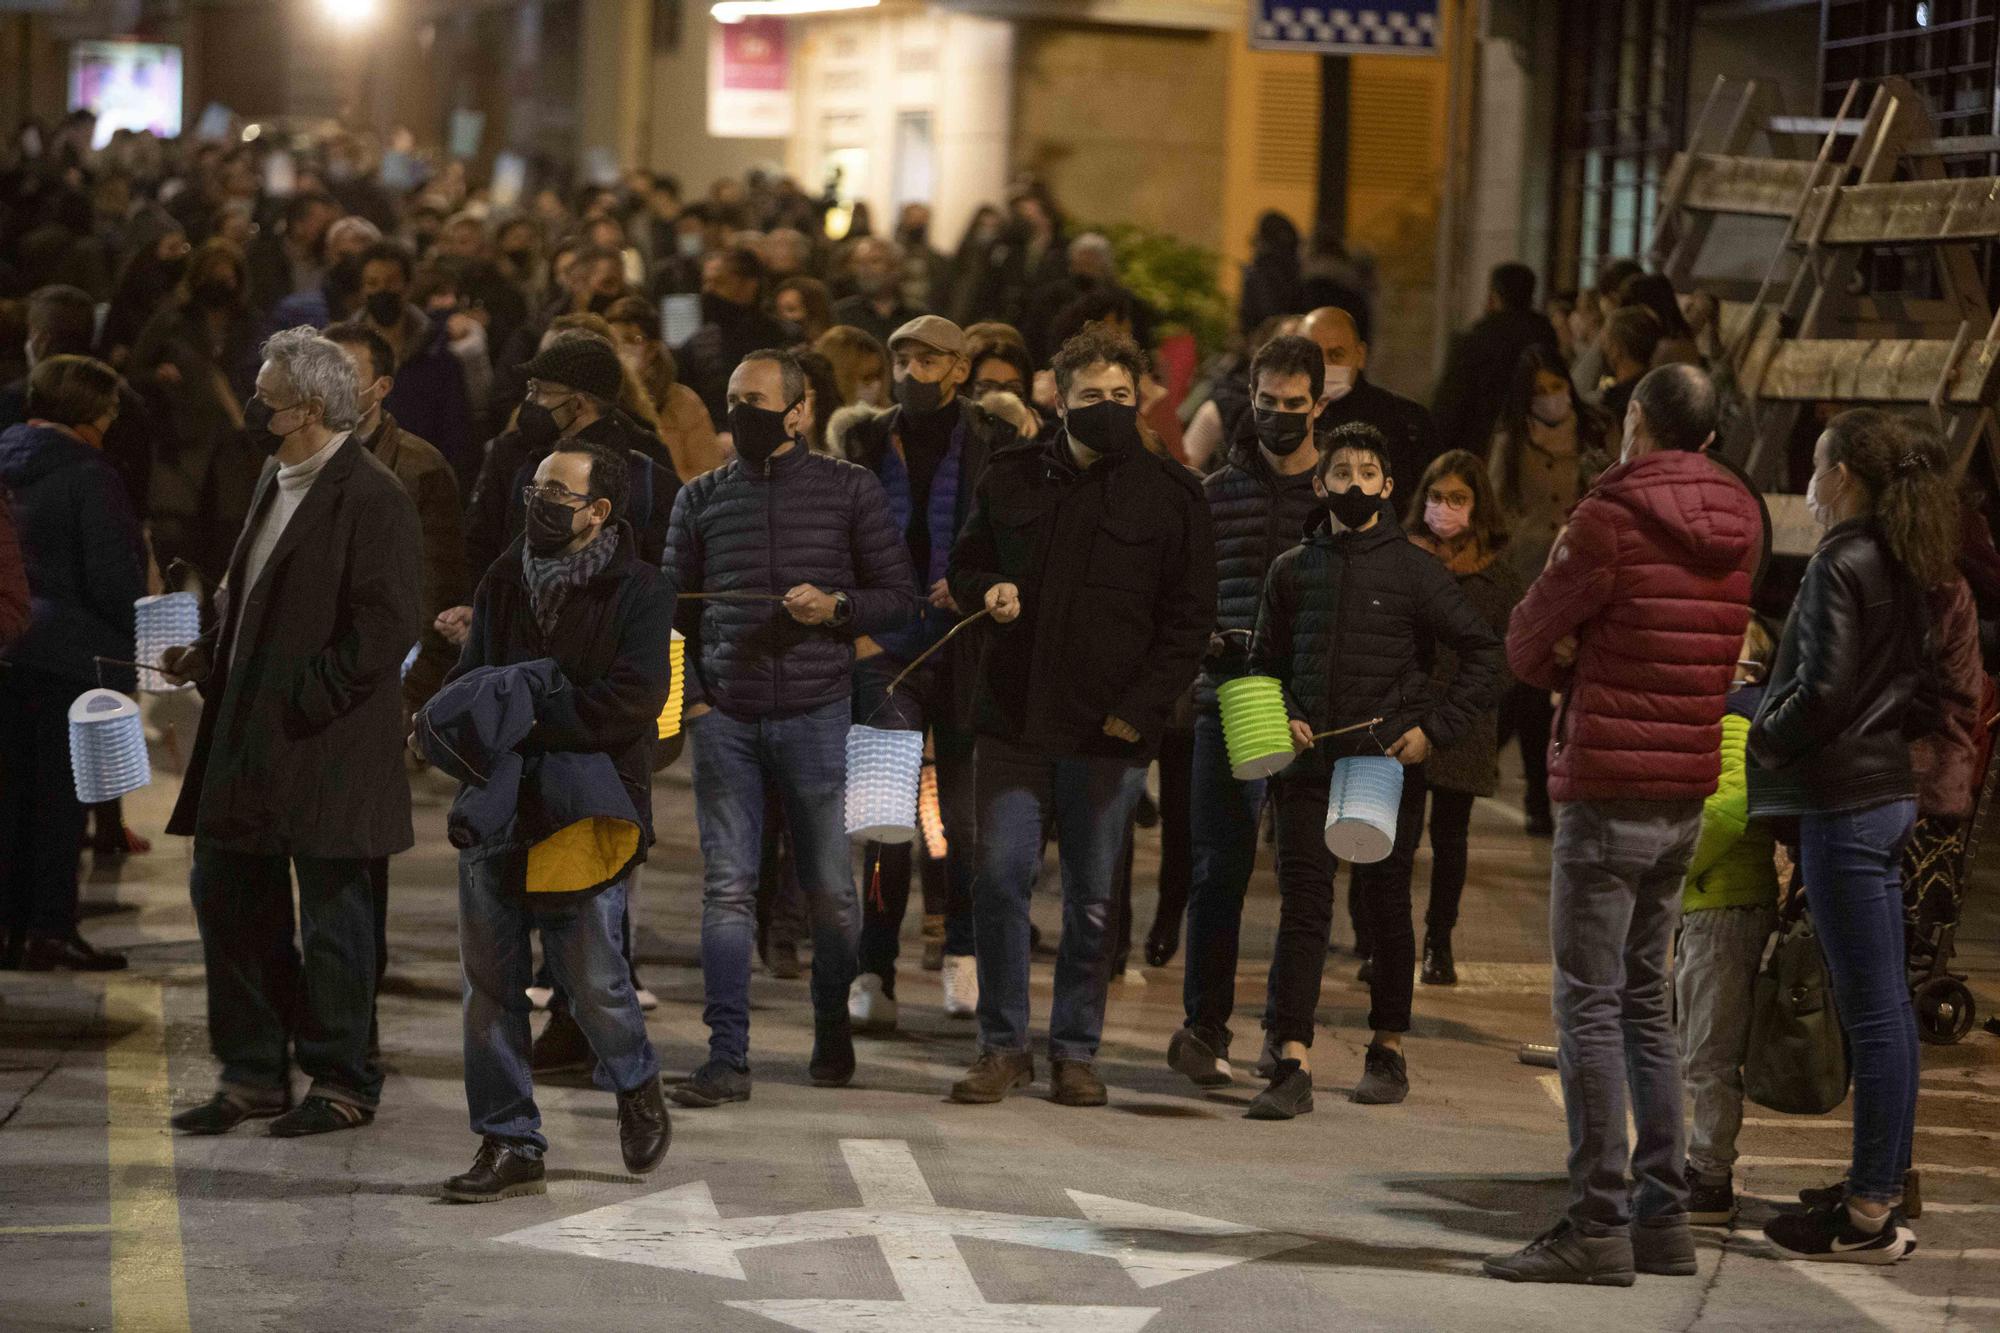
[1822,409,1959,589]
[1050,325,1148,399]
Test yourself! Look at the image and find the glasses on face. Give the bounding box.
[522,481,591,508]
[1429,492,1472,510]
[524,381,573,407]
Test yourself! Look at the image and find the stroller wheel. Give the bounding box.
[1913,976,1976,1045]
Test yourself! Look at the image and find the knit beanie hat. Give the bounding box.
[521,332,624,403]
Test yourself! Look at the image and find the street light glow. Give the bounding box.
[712,0,879,23]
[319,0,381,30]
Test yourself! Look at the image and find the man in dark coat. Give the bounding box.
[676,247,792,429]
[837,316,1015,1028]
[1167,334,1327,1089]
[665,347,917,1109]
[946,327,1216,1109]
[1300,306,1437,518]
[160,328,423,1141]
[1430,263,1561,458]
[438,434,674,1202]
[357,241,477,485]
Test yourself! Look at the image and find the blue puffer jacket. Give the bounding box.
[0,422,144,687]
[667,444,918,719]
[1198,423,1321,712]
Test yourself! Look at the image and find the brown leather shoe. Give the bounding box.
[1049,1059,1108,1107]
[949,1050,1034,1104]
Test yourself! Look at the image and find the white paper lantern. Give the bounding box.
[844,724,923,843]
[133,592,200,694]
[68,688,152,804]
[1323,755,1403,864]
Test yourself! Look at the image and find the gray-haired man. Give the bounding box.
[161,327,424,1140]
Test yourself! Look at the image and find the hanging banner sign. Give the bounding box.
[1248,2,1441,56]
[708,17,794,139]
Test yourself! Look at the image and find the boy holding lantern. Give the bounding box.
[1246,421,1503,1117]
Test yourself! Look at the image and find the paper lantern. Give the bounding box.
[1324,755,1403,864]
[656,631,686,741]
[844,724,923,843]
[68,689,152,804]
[133,592,200,694]
[1217,675,1295,780]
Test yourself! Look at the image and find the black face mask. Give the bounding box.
[728,400,796,472]
[1326,484,1384,530]
[1253,407,1312,457]
[525,493,583,557]
[1064,400,1143,459]
[243,397,298,457]
[502,247,535,269]
[586,291,618,315]
[895,375,947,416]
[192,278,235,310]
[516,399,565,450]
[364,290,404,326]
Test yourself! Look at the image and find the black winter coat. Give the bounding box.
[447,522,675,845]
[1198,426,1321,712]
[1319,376,1438,519]
[668,444,917,720]
[949,431,1216,758]
[1748,518,1931,818]
[1249,503,1504,778]
[1430,308,1561,458]
[167,437,424,857]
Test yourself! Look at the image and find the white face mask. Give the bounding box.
[1321,365,1356,404]
[1530,392,1571,427]
[1805,467,1837,528]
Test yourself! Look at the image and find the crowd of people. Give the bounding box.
[0,118,1978,1273]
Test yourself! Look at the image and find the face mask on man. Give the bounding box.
[1325,481,1383,530]
[1425,499,1470,542]
[503,247,536,269]
[1530,392,1572,427]
[364,290,403,326]
[517,395,573,450]
[192,278,235,310]
[586,291,617,315]
[1321,365,1356,404]
[1064,400,1142,459]
[855,269,895,299]
[895,374,947,416]
[243,396,303,457]
[728,400,797,471]
[1252,406,1312,457]
[525,492,586,557]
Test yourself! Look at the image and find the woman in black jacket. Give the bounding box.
[1747,409,1957,1264]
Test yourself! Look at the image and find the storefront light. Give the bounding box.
[320,0,382,30]
[711,0,880,23]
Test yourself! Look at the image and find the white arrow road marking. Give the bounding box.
[494,1139,1311,1330]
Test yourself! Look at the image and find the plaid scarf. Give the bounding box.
[522,526,620,635]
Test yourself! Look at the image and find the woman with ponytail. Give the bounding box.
[1748,409,1957,1264]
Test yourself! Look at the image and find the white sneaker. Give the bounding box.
[941,954,978,1019]
[633,984,660,1012]
[1118,965,1147,987]
[525,986,553,1011]
[848,973,897,1031]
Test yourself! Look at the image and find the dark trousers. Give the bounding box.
[0,667,88,939]
[1500,684,1553,823]
[1423,787,1477,938]
[189,843,383,1109]
[1267,763,1428,1044]
[1181,712,1268,1047]
[756,779,810,948]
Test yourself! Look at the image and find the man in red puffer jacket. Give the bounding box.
[1486,364,1760,1287]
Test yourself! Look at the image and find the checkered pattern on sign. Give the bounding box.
[1252,5,1439,50]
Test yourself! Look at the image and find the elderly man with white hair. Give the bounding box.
[160,326,424,1141]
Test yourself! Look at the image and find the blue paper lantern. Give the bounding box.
[134,592,200,694]
[844,724,923,843]
[69,688,152,804]
[1324,755,1403,864]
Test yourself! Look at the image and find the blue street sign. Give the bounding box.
[1248,2,1441,56]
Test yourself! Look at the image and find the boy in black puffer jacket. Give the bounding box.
[1246,421,1503,1117]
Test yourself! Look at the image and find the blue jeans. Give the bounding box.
[971,737,1147,1062]
[1800,799,1919,1203]
[1181,710,1268,1047]
[458,844,657,1152]
[690,700,859,1065]
[1549,798,1702,1235]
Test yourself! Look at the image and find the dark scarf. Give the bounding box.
[523,526,620,635]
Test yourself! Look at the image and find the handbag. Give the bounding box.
[1744,896,1851,1115]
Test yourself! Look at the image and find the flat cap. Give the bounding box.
[887,314,965,356]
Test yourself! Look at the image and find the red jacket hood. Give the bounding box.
[1589,450,1758,572]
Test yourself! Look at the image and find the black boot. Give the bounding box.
[810,1013,856,1088]
[1421,933,1457,986]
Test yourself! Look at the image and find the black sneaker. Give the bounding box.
[1800,1171,1922,1220]
[1687,1164,1735,1226]
[170,1089,291,1135]
[1166,1026,1234,1088]
[809,1014,856,1088]
[1351,1042,1408,1105]
[1356,957,1374,985]
[1245,1059,1314,1120]
[1632,1213,1697,1276]
[669,1059,752,1108]
[1483,1220,1635,1286]
[530,1009,593,1074]
[443,1138,547,1203]
[1420,934,1457,986]
[268,1095,373,1138]
[1764,1201,1912,1264]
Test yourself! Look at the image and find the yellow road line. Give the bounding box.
[103,976,191,1333]
[0,1223,114,1235]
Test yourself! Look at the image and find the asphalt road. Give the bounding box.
[2,751,1996,1332]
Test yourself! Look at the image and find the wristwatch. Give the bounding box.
[829,591,853,626]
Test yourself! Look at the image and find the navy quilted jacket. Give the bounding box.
[1198,425,1322,712]
[1249,501,1504,777]
[667,444,917,719]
